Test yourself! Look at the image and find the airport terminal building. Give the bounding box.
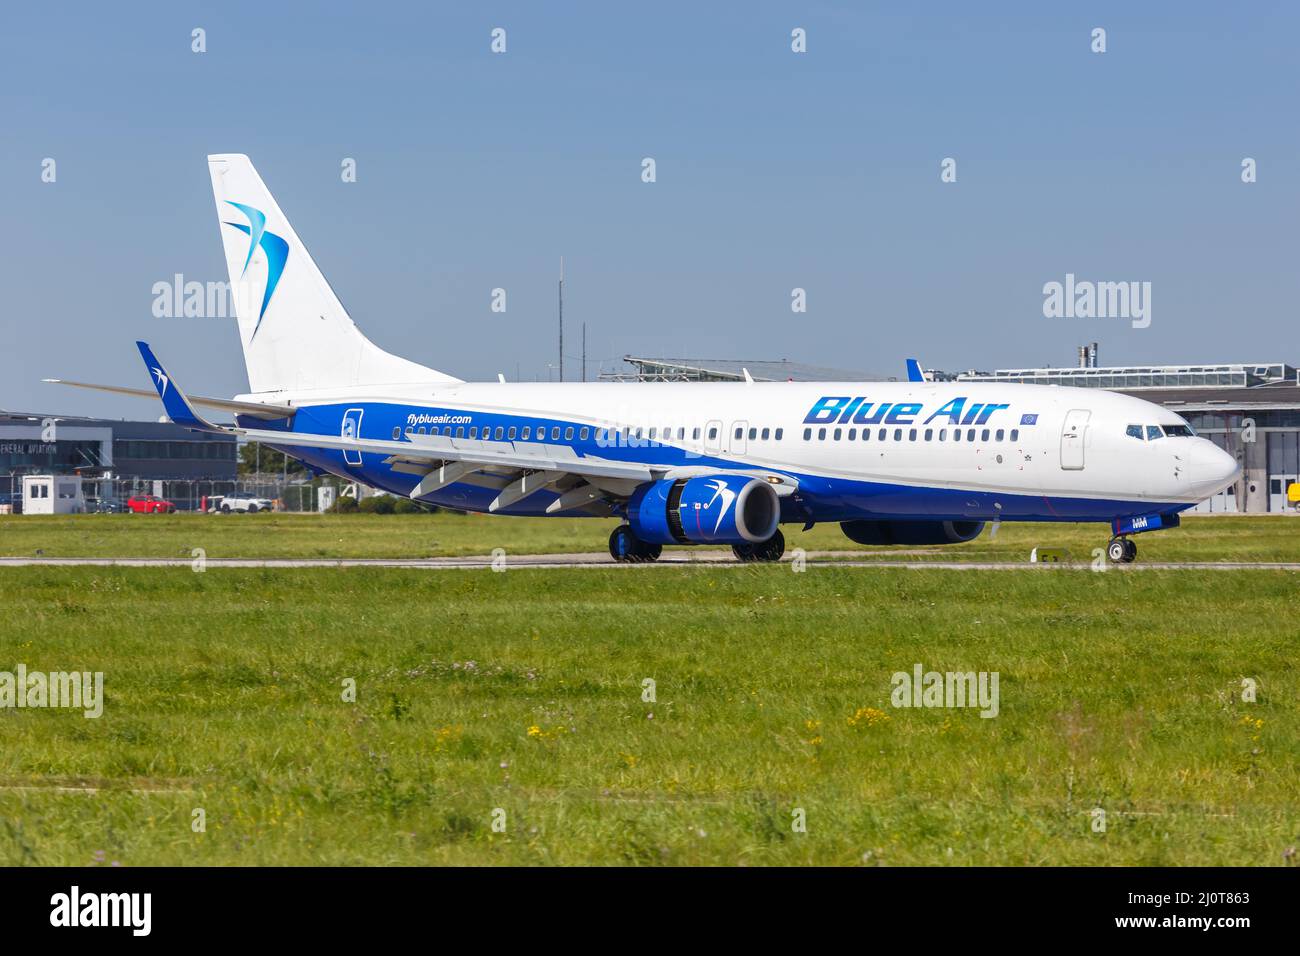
[0,411,237,506]
[609,355,1300,513]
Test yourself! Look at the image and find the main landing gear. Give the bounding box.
[732,528,786,563]
[607,525,788,563]
[609,524,662,563]
[1107,536,1137,564]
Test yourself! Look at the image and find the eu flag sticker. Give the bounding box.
[1020,413,1038,425]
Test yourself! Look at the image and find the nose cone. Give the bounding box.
[1186,440,1240,497]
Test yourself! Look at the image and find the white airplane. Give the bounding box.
[50,155,1240,563]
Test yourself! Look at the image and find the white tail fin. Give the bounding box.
[207,154,460,394]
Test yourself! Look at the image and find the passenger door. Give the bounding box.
[1060,409,1090,470]
[341,408,364,466]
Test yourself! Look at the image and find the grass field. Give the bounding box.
[1,512,1298,562]
[1,549,1297,864]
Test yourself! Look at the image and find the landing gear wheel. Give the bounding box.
[609,525,661,563]
[734,529,786,563]
[1107,536,1137,564]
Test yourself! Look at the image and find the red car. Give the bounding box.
[126,495,176,514]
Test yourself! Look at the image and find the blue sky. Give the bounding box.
[2,1,1296,416]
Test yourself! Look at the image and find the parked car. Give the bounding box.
[217,492,274,513]
[127,495,176,514]
[89,496,125,513]
[0,492,21,515]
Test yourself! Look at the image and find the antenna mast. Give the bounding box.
[558,256,564,383]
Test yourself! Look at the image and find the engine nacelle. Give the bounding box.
[629,475,780,545]
[841,519,985,546]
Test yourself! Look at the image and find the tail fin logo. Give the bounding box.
[223,201,289,340]
[150,366,169,397]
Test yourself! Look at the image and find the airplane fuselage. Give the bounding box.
[240,379,1239,525]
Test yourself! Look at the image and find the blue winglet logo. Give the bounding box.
[223,201,289,340]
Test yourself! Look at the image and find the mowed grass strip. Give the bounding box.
[0,566,1295,865]
[1,512,1298,563]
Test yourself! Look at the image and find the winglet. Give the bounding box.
[135,342,221,431]
[905,358,926,383]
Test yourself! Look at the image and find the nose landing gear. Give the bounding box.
[1107,536,1137,564]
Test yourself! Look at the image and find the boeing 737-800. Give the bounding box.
[49,155,1240,563]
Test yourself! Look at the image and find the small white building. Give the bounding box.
[21,475,85,515]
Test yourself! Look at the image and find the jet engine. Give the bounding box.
[841,519,985,546]
[628,475,780,545]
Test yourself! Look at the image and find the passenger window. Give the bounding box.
[552,427,561,440]
[693,428,701,440]
[443,427,452,436]
[649,428,657,440]
[469,427,478,438]
[981,429,989,442]
[494,426,504,440]
[761,428,770,440]
[862,428,870,441]
[734,427,742,440]
[456,427,464,438]
[708,427,717,440]
[847,428,856,440]
[833,428,842,441]
[818,428,827,440]
[418,426,427,435]
[995,429,1004,441]
[1146,425,1162,440]
[405,426,413,435]
[894,429,902,441]
[565,427,574,440]
[1010,428,1018,442]
[909,429,917,441]
[803,428,811,440]
[1125,424,1144,440]
[677,428,685,440]
[878,428,886,441]
[748,427,757,440]
[967,429,976,441]
[521,427,530,440]
[392,427,401,440]
[774,428,783,440]
[924,428,932,441]
[580,427,589,440]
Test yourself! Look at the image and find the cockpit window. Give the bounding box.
[1125,424,1144,440]
[1163,424,1195,437]
[1146,425,1163,440]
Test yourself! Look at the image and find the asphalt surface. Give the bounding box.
[1,553,1297,570]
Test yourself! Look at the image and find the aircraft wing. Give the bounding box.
[241,426,656,483]
[92,340,796,512]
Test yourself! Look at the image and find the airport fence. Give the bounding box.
[1,473,352,513]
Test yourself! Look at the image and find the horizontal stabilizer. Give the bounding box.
[43,380,296,420]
